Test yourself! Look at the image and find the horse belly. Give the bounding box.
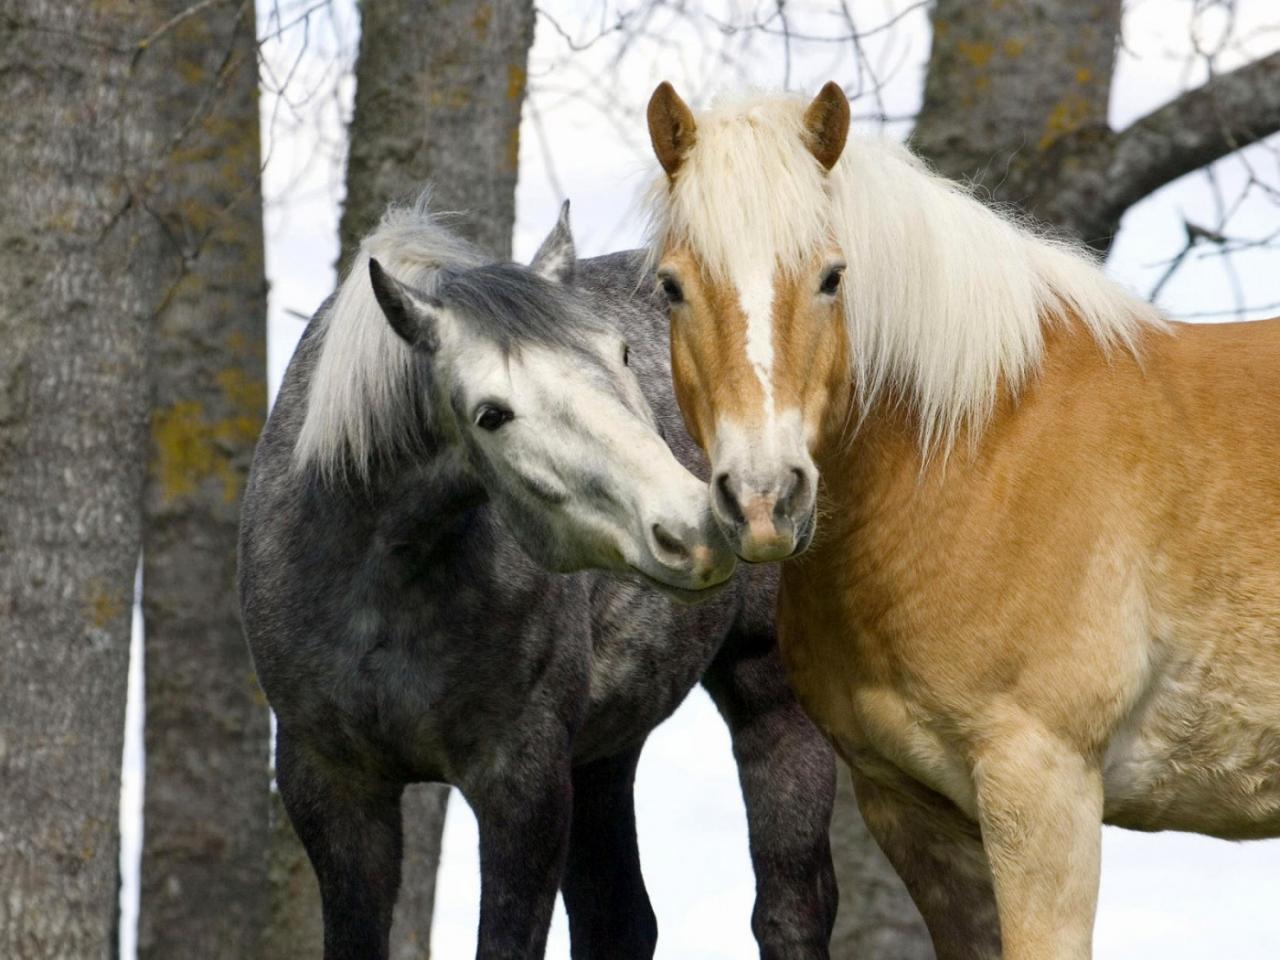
[1103,646,1280,838]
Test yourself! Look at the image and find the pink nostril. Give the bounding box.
[690,544,714,573]
[742,496,781,545]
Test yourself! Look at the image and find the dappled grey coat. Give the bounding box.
[238,232,837,959]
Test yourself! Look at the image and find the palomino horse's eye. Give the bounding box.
[819,265,845,296]
[474,405,514,432]
[658,275,685,305]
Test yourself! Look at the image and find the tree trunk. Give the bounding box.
[0,1,179,955]
[911,0,1124,248]
[913,1,1280,251]
[137,3,271,958]
[266,2,536,956]
[336,0,534,268]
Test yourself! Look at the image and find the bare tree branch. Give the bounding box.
[1102,50,1280,222]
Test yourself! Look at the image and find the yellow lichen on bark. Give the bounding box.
[151,369,263,504]
[507,63,526,101]
[86,579,125,629]
[1038,93,1091,151]
[429,88,471,108]
[956,39,995,69]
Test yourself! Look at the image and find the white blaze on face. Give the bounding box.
[732,261,777,423]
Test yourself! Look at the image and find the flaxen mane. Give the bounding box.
[293,198,485,481]
[646,93,1165,452]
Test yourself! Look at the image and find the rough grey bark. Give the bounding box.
[911,0,1125,247]
[265,2,536,956]
[262,796,325,960]
[137,2,271,958]
[336,0,535,268]
[389,785,449,960]
[911,0,1280,250]
[0,1,181,955]
[1099,51,1280,233]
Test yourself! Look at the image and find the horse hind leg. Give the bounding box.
[560,747,658,960]
[274,728,404,960]
[851,768,1003,960]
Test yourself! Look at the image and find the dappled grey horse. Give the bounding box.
[238,200,836,959]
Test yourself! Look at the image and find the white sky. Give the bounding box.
[122,2,1280,958]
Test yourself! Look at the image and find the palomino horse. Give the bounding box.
[644,81,1280,959]
[240,198,837,959]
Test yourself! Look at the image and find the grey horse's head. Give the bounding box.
[368,207,736,599]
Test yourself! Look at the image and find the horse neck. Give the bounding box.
[813,383,921,521]
[320,360,489,550]
[350,439,493,568]
[808,318,1132,558]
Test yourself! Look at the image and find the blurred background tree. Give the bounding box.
[137,2,271,959]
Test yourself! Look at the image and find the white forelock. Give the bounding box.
[646,92,1165,454]
[293,195,485,481]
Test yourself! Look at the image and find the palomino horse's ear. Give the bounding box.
[802,82,850,171]
[530,200,575,285]
[647,81,697,178]
[368,258,441,352]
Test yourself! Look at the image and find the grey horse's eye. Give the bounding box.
[622,344,630,366]
[475,404,514,432]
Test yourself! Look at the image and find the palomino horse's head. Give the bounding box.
[646,82,851,562]
[368,206,737,599]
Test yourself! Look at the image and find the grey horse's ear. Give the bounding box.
[368,258,442,351]
[530,200,575,285]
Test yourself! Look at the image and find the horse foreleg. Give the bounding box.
[702,636,838,959]
[971,721,1104,960]
[560,747,658,959]
[851,767,1002,960]
[468,747,573,960]
[274,728,404,960]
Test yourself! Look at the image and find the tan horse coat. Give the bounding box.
[646,81,1280,960]
[788,317,1280,958]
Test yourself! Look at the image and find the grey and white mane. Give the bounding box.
[293,199,487,481]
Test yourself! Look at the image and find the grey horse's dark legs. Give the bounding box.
[470,750,574,959]
[275,729,403,960]
[702,631,838,960]
[561,747,658,960]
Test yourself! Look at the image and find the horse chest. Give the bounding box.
[776,566,980,814]
[575,582,726,757]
